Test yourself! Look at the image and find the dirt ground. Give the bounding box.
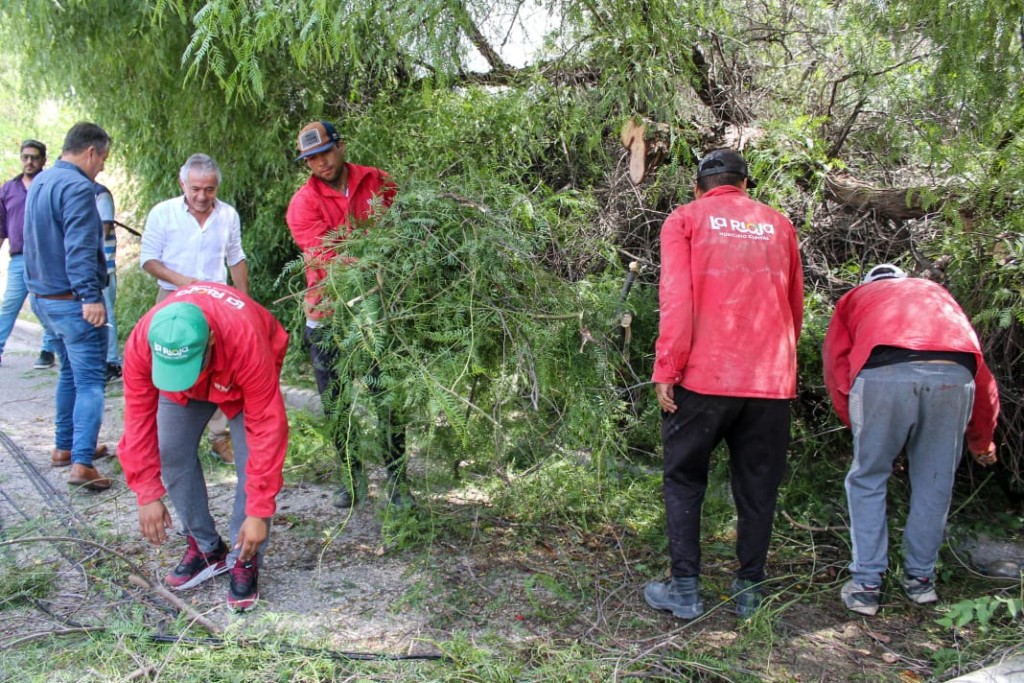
[0,318,431,646]
[1,312,1019,682]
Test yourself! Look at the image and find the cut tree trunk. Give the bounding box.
[621,119,671,185]
[824,172,944,220]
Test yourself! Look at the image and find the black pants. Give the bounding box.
[661,386,790,580]
[303,325,405,473]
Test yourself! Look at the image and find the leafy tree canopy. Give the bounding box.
[2,0,1022,478]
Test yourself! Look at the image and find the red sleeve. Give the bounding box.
[235,317,290,518]
[116,321,166,507]
[966,358,1000,454]
[285,186,335,270]
[822,297,853,427]
[652,210,694,384]
[789,231,804,340]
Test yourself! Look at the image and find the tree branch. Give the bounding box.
[0,536,222,635]
[127,575,223,636]
[453,2,512,74]
[1,626,105,649]
[826,95,867,159]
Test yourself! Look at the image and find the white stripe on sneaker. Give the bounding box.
[170,561,229,591]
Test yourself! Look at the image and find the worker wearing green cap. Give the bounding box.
[117,282,289,611]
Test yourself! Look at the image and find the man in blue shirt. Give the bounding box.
[0,139,60,369]
[24,122,113,491]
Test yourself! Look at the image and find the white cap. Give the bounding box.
[863,263,908,284]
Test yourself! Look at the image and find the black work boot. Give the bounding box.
[384,467,415,510]
[644,576,704,619]
[332,463,364,509]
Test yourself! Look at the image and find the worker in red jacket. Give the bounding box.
[117,282,289,611]
[823,264,999,616]
[285,120,412,511]
[646,149,804,620]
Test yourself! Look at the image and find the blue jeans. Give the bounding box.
[102,272,122,365]
[0,254,57,355]
[30,296,107,466]
[846,362,975,585]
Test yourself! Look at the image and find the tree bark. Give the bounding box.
[823,172,943,220]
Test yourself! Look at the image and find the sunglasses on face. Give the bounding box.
[21,153,42,161]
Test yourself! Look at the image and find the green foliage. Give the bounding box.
[112,266,159,346]
[1,0,303,306]
[308,182,652,472]
[0,559,57,608]
[937,594,1024,631]
[281,411,339,483]
[486,456,663,537]
[0,53,76,179]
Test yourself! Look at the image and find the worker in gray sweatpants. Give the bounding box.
[823,264,1000,616]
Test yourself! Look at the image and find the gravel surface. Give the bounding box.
[0,316,440,656]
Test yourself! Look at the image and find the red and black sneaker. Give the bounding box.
[165,536,229,591]
[227,558,259,611]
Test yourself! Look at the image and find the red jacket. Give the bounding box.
[117,283,290,517]
[285,163,396,319]
[823,277,999,453]
[653,185,804,398]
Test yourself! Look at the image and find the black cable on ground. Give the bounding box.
[0,431,93,537]
[0,431,177,623]
[2,431,450,666]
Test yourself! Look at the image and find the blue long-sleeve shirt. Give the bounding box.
[24,160,106,303]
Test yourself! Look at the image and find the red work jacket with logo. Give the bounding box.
[118,282,290,517]
[653,185,804,398]
[823,277,1000,453]
[285,163,396,320]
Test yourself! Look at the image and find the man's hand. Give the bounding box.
[138,500,173,545]
[655,382,677,414]
[82,302,106,327]
[971,442,997,468]
[234,516,269,562]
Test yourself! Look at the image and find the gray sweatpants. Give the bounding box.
[846,362,974,585]
[157,395,270,567]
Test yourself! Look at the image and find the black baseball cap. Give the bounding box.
[696,149,756,187]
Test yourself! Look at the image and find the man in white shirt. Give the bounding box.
[140,154,248,463]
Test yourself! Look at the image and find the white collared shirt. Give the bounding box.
[139,196,246,290]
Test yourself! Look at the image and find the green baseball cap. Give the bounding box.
[147,302,210,391]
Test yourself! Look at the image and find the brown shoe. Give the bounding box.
[52,444,111,468]
[68,464,111,491]
[211,438,235,465]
